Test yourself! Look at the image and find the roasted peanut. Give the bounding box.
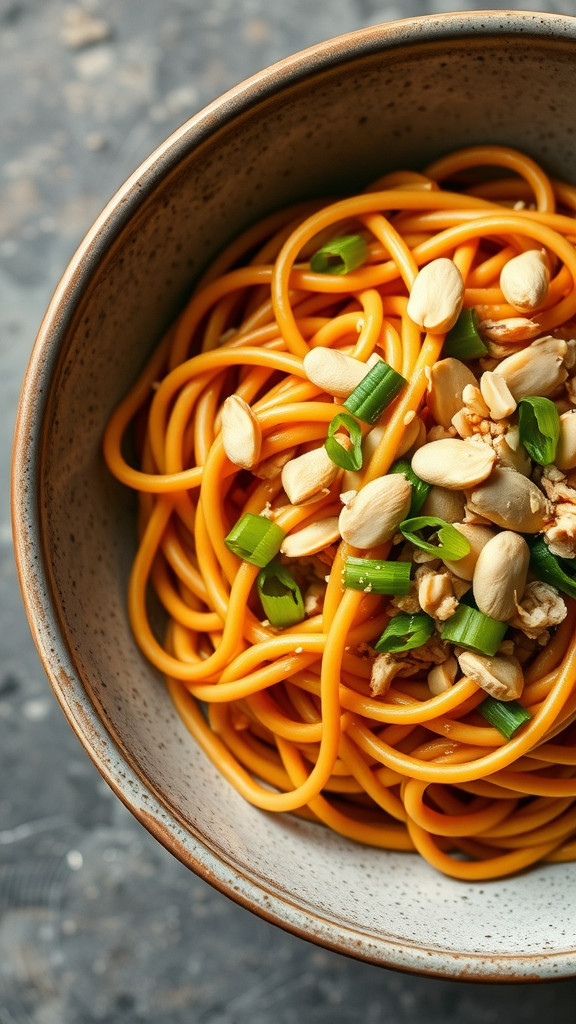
[280,517,341,558]
[494,335,568,400]
[479,371,517,420]
[467,467,552,532]
[499,249,550,312]
[339,474,412,548]
[472,531,530,621]
[442,523,495,581]
[479,317,541,343]
[428,656,458,696]
[407,258,464,333]
[421,486,466,524]
[556,410,576,471]
[303,347,380,398]
[221,395,262,469]
[282,445,346,504]
[457,651,524,701]
[426,358,478,428]
[411,438,496,490]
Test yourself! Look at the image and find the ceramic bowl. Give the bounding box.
[13,11,576,981]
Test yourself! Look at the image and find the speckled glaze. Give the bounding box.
[12,12,576,981]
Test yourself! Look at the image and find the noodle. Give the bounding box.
[104,145,576,879]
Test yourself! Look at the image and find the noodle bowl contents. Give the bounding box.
[105,145,576,880]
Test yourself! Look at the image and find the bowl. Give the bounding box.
[12,10,576,982]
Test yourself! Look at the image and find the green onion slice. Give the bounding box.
[325,412,363,471]
[256,559,305,628]
[478,695,532,740]
[310,234,368,275]
[518,396,560,466]
[443,307,488,359]
[390,459,431,517]
[344,360,407,425]
[344,557,411,596]
[441,605,507,657]
[399,516,471,561]
[528,536,576,600]
[225,513,285,567]
[375,612,435,654]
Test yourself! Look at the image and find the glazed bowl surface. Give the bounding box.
[12,10,576,981]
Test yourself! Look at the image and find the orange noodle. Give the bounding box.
[104,145,576,878]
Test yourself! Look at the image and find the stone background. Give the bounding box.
[3,2,576,1021]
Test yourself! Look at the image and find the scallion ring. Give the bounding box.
[443,307,488,359]
[224,513,285,567]
[518,396,561,466]
[399,516,471,561]
[528,536,576,600]
[256,559,305,628]
[310,234,368,276]
[325,412,363,471]
[478,695,531,740]
[441,605,507,657]
[344,360,406,425]
[343,557,411,596]
[375,612,435,654]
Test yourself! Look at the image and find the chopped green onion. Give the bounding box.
[518,396,560,466]
[528,536,576,600]
[441,605,507,657]
[375,612,435,654]
[399,516,471,561]
[344,360,407,425]
[310,234,368,275]
[443,307,488,359]
[478,696,532,740]
[344,557,411,596]
[257,559,305,628]
[325,412,363,471]
[390,459,431,516]
[225,513,285,567]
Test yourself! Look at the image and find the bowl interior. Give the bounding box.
[17,15,576,979]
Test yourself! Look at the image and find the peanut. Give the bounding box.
[479,371,517,420]
[457,651,524,701]
[281,517,341,558]
[282,444,347,504]
[494,335,568,400]
[428,656,458,696]
[421,486,466,524]
[472,531,530,621]
[407,258,465,333]
[426,358,478,428]
[303,347,380,398]
[411,438,496,490]
[499,249,550,312]
[339,474,412,548]
[479,317,541,343]
[466,467,552,532]
[221,395,262,469]
[442,523,495,581]
[556,411,576,471]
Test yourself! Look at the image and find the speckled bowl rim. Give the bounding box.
[12,10,576,982]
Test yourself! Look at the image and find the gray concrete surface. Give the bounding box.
[3,1,576,1021]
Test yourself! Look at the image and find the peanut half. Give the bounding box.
[479,371,516,420]
[221,395,262,469]
[281,517,341,558]
[479,317,541,343]
[457,651,524,701]
[421,485,466,524]
[556,410,576,471]
[442,523,495,582]
[339,474,412,548]
[428,655,458,696]
[494,335,568,400]
[427,357,478,428]
[411,438,496,490]
[499,249,550,313]
[282,442,349,505]
[303,348,380,398]
[466,466,552,533]
[407,258,465,334]
[472,530,529,620]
